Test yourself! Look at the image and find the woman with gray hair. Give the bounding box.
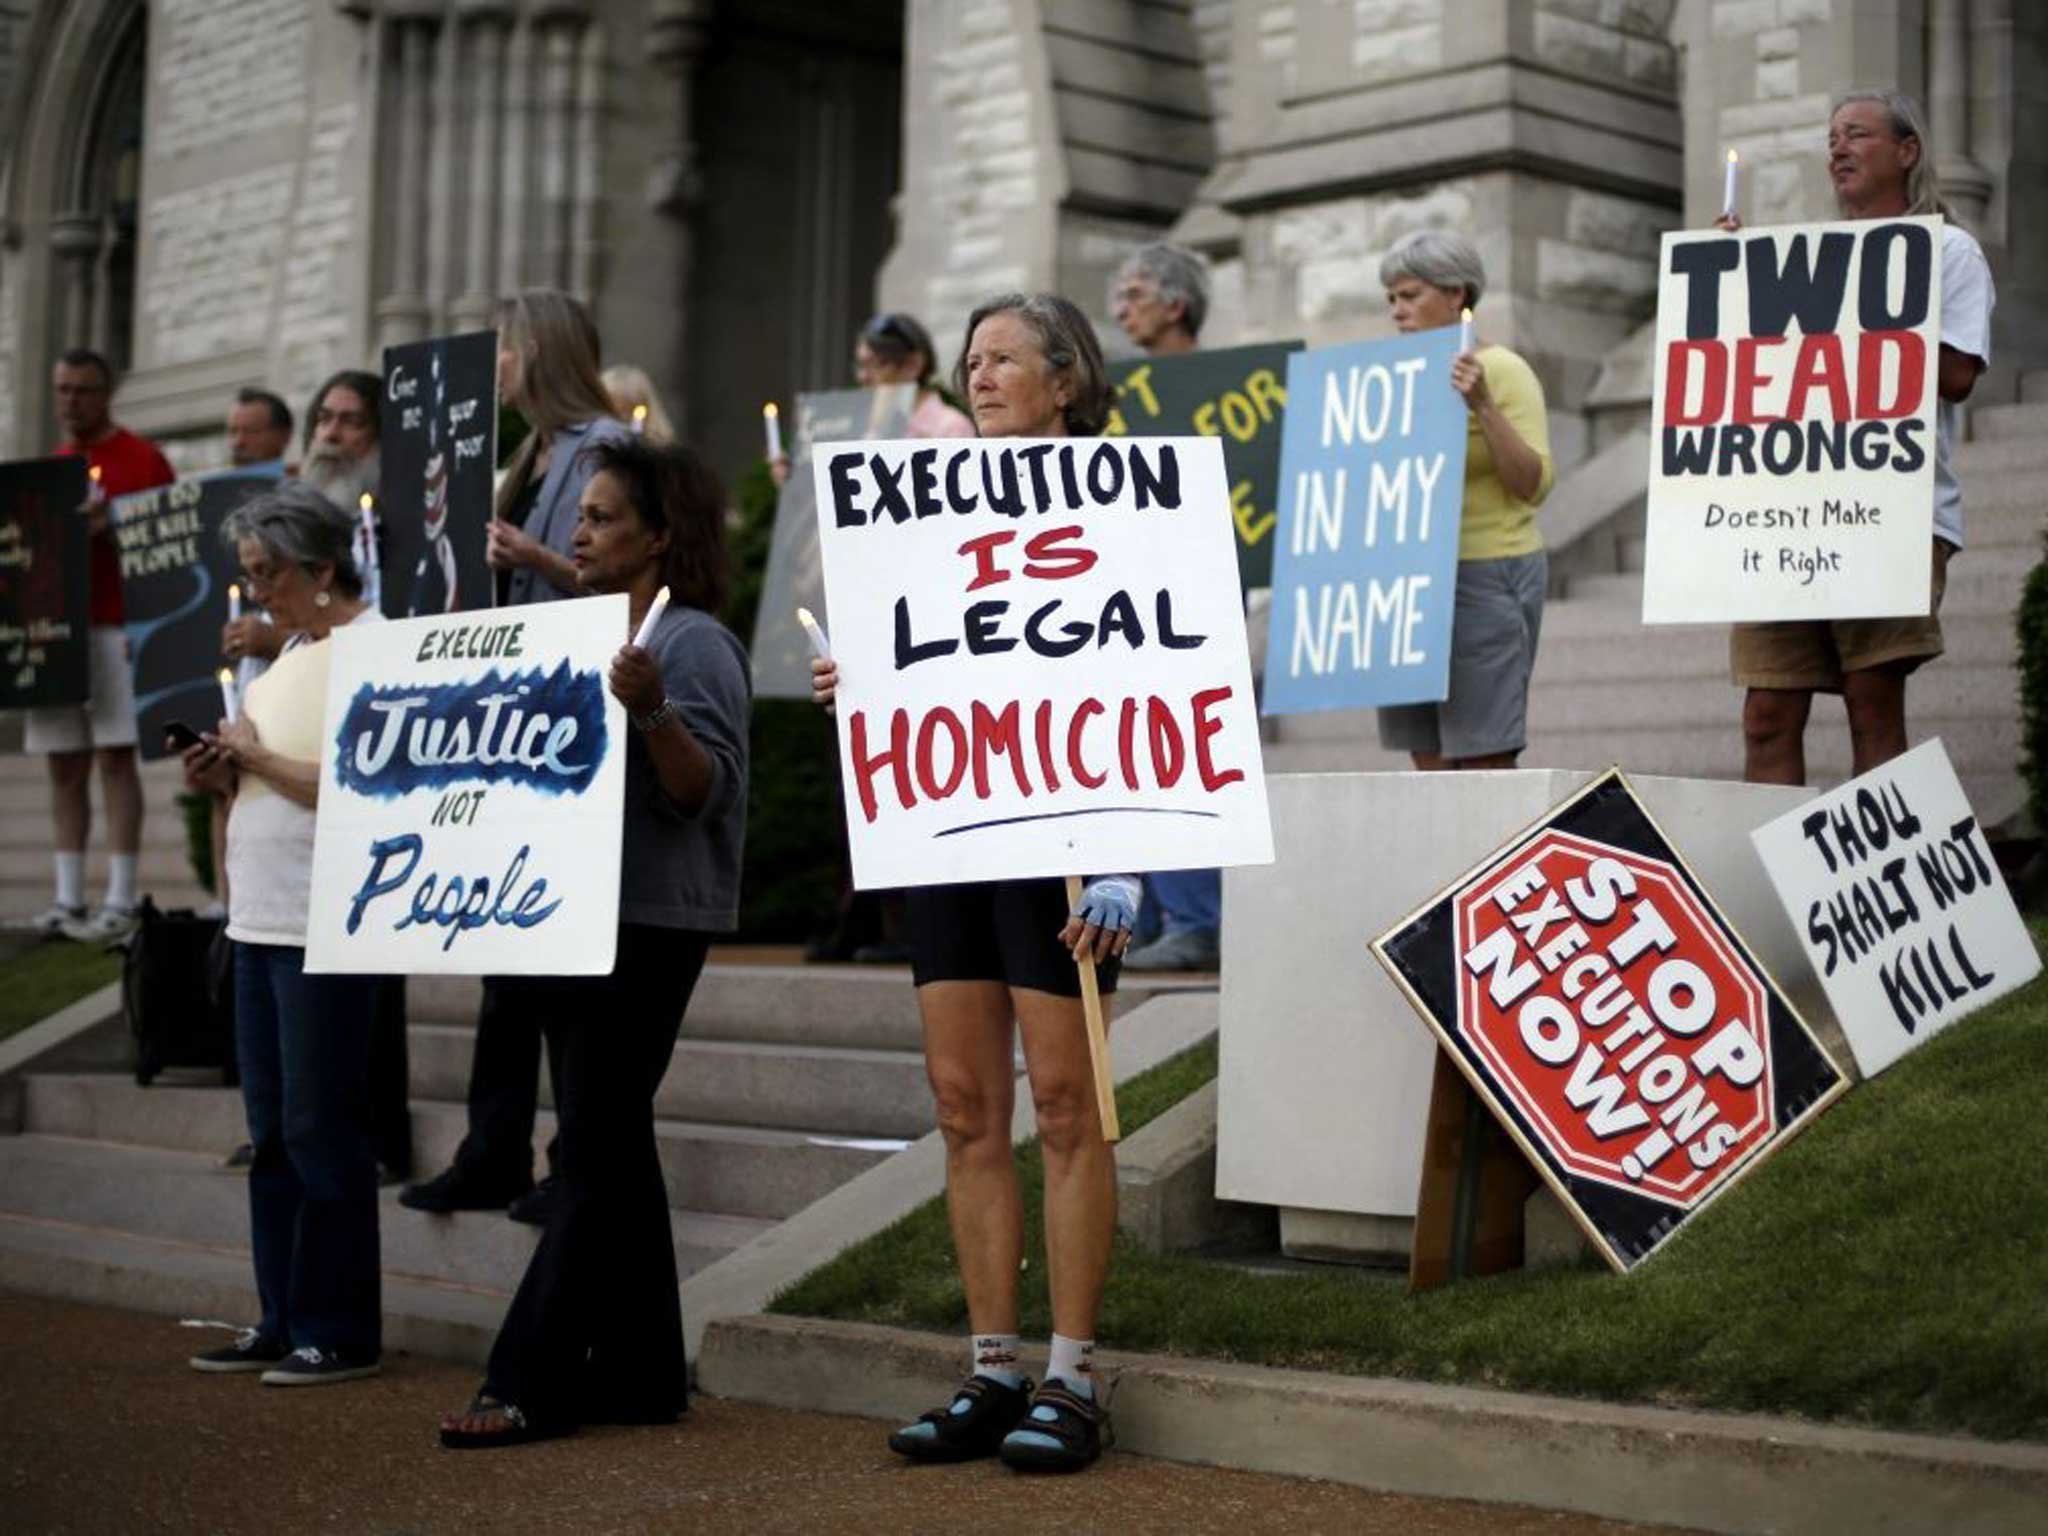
[181,481,387,1386]
[1374,229,1555,769]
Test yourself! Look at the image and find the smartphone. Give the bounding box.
[162,721,204,753]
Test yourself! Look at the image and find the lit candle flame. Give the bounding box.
[359,492,374,513]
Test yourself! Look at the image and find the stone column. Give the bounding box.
[425,12,460,327]
[640,0,713,435]
[1929,0,1991,226]
[48,215,102,351]
[535,12,580,291]
[569,21,605,304]
[498,16,531,296]
[376,16,434,349]
[453,4,512,329]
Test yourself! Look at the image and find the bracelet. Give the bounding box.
[631,697,676,733]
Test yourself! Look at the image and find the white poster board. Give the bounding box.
[1643,216,1941,624]
[305,595,629,974]
[1751,739,2040,1077]
[813,436,1273,889]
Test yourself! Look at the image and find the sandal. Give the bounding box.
[998,1380,1112,1472]
[438,1393,575,1451]
[887,1373,1035,1462]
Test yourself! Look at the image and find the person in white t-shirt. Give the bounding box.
[1722,88,1994,786]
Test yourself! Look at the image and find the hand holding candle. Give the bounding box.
[763,402,783,463]
[227,583,242,623]
[633,585,671,649]
[1459,307,1474,355]
[796,606,831,660]
[1722,148,1740,220]
[632,403,649,436]
[217,668,239,726]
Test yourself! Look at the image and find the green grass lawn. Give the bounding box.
[772,923,2048,1442]
[0,939,121,1047]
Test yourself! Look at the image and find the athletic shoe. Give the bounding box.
[222,1143,254,1171]
[189,1327,288,1373]
[1122,927,1220,972]
[60,905,138,944]
[506,1175,562,1226]
[999,1380,1110,1472]
[887,1374,1035,1461]
[399,1163,531,1214]
[25,903,86,938]
[260,1346,381,1386]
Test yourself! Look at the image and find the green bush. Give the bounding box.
[178,791,215,895]
[2020,530,2048,831]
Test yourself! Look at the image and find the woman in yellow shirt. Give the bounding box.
[1374,230,1555,769]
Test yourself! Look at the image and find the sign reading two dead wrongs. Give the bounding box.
[813,437,1272,890]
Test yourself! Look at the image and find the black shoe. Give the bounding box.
[222,1143,254,1171]
[999,1380,1110,1472]
[399,1164,531,1214]
[260,1346,381,1386]
[506,1175,562,1226]
[852,942,911,964]
[887,1374,1034,1462]
[189,1327,287,1373]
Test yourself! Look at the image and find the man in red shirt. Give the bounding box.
[30,348,175,939]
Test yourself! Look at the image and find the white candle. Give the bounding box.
[763,402,783,461]
[1723,148,1740,220]
[217,668,239,726]
[227,584,242,623]
[632,403,649,436]
[633,584,671,649]
[796,606,831,660]
[1459,307,1474,355]
[358,490,376,534]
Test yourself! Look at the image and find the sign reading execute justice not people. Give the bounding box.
[379,329,497,619]
[1106,341,1303,590]
[1373,771,1847,1272]
[813,436,1274,890]
[1643,216,1942,624]
[305,595,628,976]
[0,456,91,709]
[1263,326,1469,715]
[1752,739,2041,1079]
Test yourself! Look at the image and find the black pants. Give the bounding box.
[483,924,709,1428]
[453,976,564,1185]
[369,977,412,1179]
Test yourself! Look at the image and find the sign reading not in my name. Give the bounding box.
[0,456,91,709]
[1373,770,1846,1272]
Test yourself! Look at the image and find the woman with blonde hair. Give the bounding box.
[602,364,676,446]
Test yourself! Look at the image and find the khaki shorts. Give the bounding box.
[1729,539,1951,693]
[22,626,139,753]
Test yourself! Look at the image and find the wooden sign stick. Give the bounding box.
[1064,874,1122,1144]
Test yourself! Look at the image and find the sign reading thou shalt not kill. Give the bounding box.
[1262,326,1469,715]
[304,595,628,976]
[1751,739,2042,1079]
[1105,341,1303,589]
[379,329,498,619]
[1643,216,1942,624]
[0,456,91,709]
[812,436,1274,891]
[1373,771,1847,1273]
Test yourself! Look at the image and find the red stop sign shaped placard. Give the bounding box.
[1453,829,1774,1209]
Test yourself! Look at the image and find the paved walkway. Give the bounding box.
[1,1293,1691,1534]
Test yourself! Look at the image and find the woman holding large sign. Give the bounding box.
[1373,231,1555,770]
[812,294,1136,1472]
[439,436,749,1449]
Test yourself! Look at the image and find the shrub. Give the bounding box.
[2019,530,2048,832]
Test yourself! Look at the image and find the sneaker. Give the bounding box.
[506,1175,562,1227]
[1122,926,1220,972]
[25,903,86,939]
[260,1346,381,1386]
[999,1379,1110,1472]
[60,905,139,944]
[887,1374,1034,1462]
[222,1142,254,1171]
[399,1163,531,1214]
[189,1327,287,1373]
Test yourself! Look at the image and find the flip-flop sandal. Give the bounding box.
[438,1394,574,1451]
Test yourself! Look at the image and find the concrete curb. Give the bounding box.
[0,979,124,1132]
[698,1314,2048,1536]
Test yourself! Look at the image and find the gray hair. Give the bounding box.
[953,292,1112,437]
[1115,242,1210,339]
[1378,230,1487,309]
[1831,89,1954,221]
[220,481,363,598]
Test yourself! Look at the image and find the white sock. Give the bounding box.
[1046,1333,1095,1397]
[971,1332,1023,1388]
[106,853,138,911]
[54,852,84,910]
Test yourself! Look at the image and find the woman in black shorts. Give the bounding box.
[812,293,1136,1473]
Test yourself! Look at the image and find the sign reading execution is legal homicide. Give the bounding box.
[305,595,627,975]
[1373,771,1846,1272]
[0,456,90,709]
[114,462,283,759]
[1106,341,1302,588]
[1643,216,1942,623]
[379,329,497,619]
[1262,327,1468,715]
[814,436,1273,889]
[1752,739,2041,1078]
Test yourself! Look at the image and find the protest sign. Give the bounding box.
[0,456,91,709]
[1751,739,2040,1078]
[751,384,915,697]
[114,462,283,758]
[305,594,628,976]
[1262,327,1468,715]
[813,436,1273,890]
[379,329,496,619]
[1106,341,1302,588]
[1643,216,1942,623]
[1373,769,1845,1272]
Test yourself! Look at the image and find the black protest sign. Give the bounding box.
[113,463,283,759]
[1106,341,1302,589]
[379,330,496,618]
[1373,770,1846,1273]
[0,456,92,709]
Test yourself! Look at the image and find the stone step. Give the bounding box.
[1550,555,2028,630]
[1969,401,2048,440]
[1953,434,2048,473]
[0,1134,769,1293]
[1530,609,2018,684]
[1524,661,2016,734]
[0,845,194,887]
[2019,370,2048,405]
[406,1023,938,1140]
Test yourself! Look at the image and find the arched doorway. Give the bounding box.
[51,4,147,374]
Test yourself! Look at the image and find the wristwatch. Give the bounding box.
[632,697,676,733]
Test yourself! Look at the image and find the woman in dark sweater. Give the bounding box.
[439,436,750,1447]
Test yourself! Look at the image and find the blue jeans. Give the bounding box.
[1144,868,1221,935]
[235,942,382,1359]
